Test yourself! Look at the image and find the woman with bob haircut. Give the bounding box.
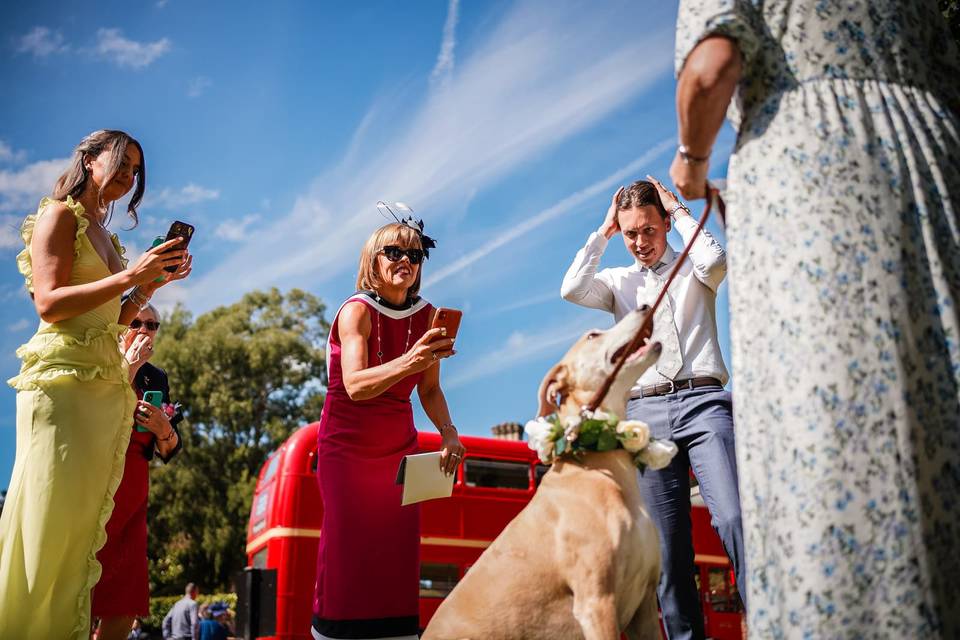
[311,218,464,640]
[0,129,191,639]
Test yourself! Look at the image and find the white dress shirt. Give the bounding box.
[560,214,729,392]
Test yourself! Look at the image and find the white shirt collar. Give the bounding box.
[634,244,677,275]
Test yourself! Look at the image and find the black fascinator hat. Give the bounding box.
[376,201,437,258]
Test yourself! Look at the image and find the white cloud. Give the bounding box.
[488,291,561,315]
[215,214,260,241]
[95,28,170,69]
[187,76,212,98]
[423,137,674,288]
[0,157,71,213]
[430,0,459,89]
[181,0,675,311]
[16,26,69,57]
[7,318,31,333]
[147,183,219,210]
[0,141,27,165]
[445,313,599,389]
[0,215,25,250]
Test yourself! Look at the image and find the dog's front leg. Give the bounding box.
[572,593,620,640]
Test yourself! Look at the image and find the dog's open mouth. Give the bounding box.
[609,322,657,365]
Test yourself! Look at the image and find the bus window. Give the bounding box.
[263,452,282,484]
[464,458,530,490]
[253,492,270,519]
[251,547,268,569]
[419,563,459,598]
[707,567,744,613]
[534,464,549,487]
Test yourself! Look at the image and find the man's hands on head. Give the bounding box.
[646,174,691,219]
[599,186,625,239]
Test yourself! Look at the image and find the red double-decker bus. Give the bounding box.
[245,422,744,639]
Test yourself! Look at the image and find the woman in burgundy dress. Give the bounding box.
[92,303,183,640]
[312,220,465,640]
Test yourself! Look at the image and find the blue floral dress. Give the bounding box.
[675,1,960,638]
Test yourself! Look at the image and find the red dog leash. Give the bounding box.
[585,182,725,412]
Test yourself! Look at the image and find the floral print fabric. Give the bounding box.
[676,1,960,638]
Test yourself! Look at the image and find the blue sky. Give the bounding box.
[0,0,734,487]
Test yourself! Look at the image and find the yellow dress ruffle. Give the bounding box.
[0,198,136,640]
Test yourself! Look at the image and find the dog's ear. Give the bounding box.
[537,362,569,417]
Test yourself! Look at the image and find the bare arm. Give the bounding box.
[30,203,186,324]
[560,188,622,311]
[339,302,453,401]
[670,36,742,200]
[417,364,465,476]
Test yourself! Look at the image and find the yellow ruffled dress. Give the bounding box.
[0,197,137,640]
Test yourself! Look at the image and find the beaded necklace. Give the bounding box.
[373,295,414,365]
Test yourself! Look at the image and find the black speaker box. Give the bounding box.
[235,567,277,639]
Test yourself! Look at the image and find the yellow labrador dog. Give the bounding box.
[423,307,665,640]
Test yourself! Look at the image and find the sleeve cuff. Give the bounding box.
[673,214,699,238]
[586,231,609,251]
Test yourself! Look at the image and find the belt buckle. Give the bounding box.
[664,379,676,395]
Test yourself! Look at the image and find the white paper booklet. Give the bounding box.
[395,451,455,506]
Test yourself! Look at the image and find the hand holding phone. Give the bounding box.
[430,308,462,342]
[136,390,164,432]
[162,221,195,273]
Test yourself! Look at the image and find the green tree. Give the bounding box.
[147,288,329,594]
[942,0,960,48]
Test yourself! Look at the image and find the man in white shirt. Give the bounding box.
[561,178,744,640]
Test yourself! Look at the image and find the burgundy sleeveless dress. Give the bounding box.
[312,292,432,640]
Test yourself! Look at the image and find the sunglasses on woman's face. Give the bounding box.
[381,245,425,265]
[130,319,161,331]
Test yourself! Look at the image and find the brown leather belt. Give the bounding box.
[633,376,723,399]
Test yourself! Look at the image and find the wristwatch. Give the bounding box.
[669,202,691,217]
[678,144,710,165]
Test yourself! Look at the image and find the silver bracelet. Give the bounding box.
[127,286,150,309]
[678,144,710,165]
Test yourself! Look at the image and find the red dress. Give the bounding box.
[312,292,432,640]
[90,419,154,616]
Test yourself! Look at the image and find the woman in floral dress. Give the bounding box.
[670,1,959,637]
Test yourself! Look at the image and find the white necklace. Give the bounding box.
[374,296,414,365]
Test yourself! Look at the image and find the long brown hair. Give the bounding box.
[52,129,145,227]
[356,223,424,298]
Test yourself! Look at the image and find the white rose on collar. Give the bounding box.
[616,420,651,452]
[525,418,557,464]
[637,439,678,470]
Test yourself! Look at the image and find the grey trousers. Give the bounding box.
[627,384,746,640]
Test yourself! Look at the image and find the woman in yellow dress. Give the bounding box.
[0,130,192,639]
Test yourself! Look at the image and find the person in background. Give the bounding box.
[0,129,190,640]
[162,583,200,640]
[198,604,234,640]
[671,0,960,636]
[92,303,186,640]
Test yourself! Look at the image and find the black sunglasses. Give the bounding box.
[381,245,425,264]
[130,319,161,331]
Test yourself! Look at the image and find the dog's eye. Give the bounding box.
[586,331,601,340]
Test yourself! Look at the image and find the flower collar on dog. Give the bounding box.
[525,409,678,471]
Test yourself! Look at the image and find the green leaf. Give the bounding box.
[597,430,618,451]
[578,421,600,446]
[555,439,567,456]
